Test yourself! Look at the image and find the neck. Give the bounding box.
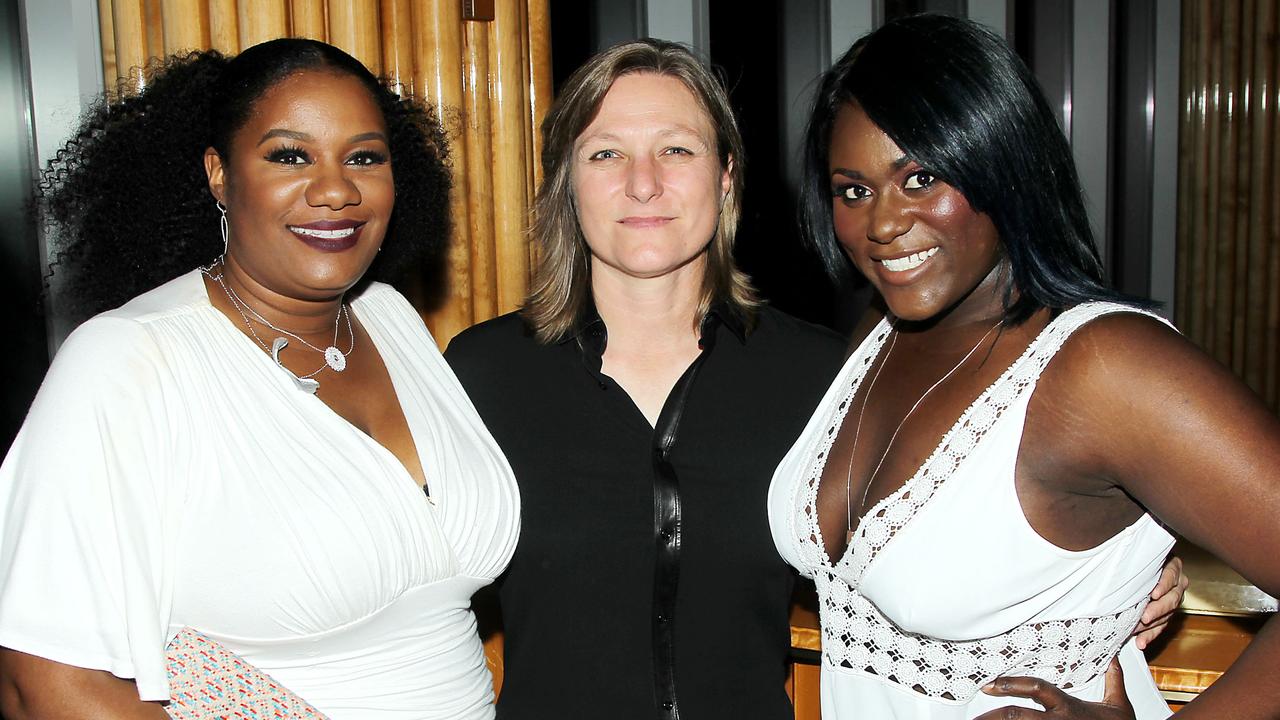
[590,256,706,350]
[898,264,1010,337]
[212,256,345,339]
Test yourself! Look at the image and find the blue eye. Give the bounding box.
[663,146,693,156]
[904,171,936,190]
[588,149,620,160]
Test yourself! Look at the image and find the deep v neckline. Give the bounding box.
[809,316,1046,578]
[298,295,436,499]
[200,274,435,501]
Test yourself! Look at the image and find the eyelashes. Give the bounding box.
[265,144,310,165]
[262,145,390,167]
[831,170,940,203]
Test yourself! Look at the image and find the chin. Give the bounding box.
[878,290,946,324]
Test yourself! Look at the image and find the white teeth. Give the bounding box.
[290,226,356,239]
[881,247,938,272]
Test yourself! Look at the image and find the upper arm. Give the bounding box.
[0,316,176,701]
[1051,313,1280,596]
[0,648,168,720]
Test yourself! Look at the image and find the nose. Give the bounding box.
[866,188,911,244]
[305,164,361,210]
[625,155,662,203]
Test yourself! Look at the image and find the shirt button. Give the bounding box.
[660,529,673,541]
[662,701,674,710]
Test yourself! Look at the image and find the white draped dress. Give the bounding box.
[0,270,520,719]
[768,303,1175,719]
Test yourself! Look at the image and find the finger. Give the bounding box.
[1141,558,1186,627]
[972,706,1047,720]
[981,676,1070,710]
[1151,559,1180,599]
[1100,657,1133,710]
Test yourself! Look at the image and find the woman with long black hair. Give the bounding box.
[770,14,1280,719]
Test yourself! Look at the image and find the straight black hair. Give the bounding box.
[799,13,1150,324]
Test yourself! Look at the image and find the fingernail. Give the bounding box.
[982,681,995,691]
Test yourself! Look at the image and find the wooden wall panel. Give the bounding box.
[289,0,327,41]
[1178,0,1280,412]
[489,0,530,312]
[160,0,209,54]
[327,0,382,74]
[413,0,473,342]
[463,23,497,322]
[379,0,414,94]
[98,0,117,92]
[207,0,240,53]
[143,0,165,61]
[110,0,149,92]
[237,0,288,49]
[96,0,552,348]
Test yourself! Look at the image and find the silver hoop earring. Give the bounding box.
[216,201,229,259]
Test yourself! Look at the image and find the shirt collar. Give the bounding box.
[557,299,749,352]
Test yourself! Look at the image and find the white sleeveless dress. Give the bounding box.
[0,271,520,718]
[768,303,1175,719]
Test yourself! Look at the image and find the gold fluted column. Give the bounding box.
[380,0,415,94]
[208,0,240,53]
[413,0,474,342]
[462,23,497,322]
[98,0,117,92]
[1177,0,1280,411]
[526,0,552,269]
[160,0,209,54]
[237,0,288,49]
[289,0,326,41]
[107,0,148,93]
[328,0,382,74]
[488,0,531,312]
[96,0,552,349]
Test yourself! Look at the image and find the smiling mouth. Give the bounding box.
[880,247,938,272]
[288,221,365,252]
[288,225,359,239]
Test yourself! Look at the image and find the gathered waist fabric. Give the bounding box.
[196,577,493,719]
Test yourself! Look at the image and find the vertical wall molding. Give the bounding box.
[1177,0,1279,411]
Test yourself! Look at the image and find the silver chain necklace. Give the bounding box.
[202,263,355,381]
[843,321,1001,544]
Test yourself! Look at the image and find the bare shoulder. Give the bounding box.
[1041,309,1220,402]
[1035,307,1276,468]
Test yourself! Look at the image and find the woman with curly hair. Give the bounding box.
[0,38,518,719]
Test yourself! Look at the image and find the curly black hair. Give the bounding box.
[39,39,452,321]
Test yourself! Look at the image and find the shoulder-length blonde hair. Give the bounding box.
[521,38,758,344]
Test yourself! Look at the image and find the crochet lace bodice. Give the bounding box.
[767,303,1176,718]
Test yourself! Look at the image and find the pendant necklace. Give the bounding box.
[843,321,1001,545]
[202,263,355,391]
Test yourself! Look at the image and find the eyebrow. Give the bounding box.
[576,125,709,146]
[257,129,389,145]
[830,155,913,179]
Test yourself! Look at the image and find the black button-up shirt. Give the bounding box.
[446,305,844,720]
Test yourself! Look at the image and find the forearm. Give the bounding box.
[1170,615,1280,719]
[0,649,170,720]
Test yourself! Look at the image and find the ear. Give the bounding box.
[204,147,226,204]
[720,155,734,203]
